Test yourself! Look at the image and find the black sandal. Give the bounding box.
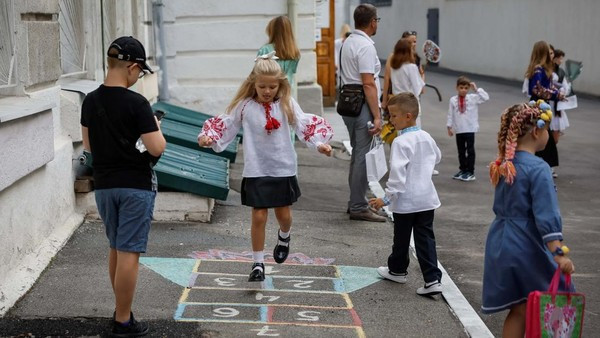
[248,262,265,282]
[273,232,290,264]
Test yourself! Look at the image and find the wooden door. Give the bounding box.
[316,0,335,107]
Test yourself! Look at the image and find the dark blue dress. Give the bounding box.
[481,151,573,314]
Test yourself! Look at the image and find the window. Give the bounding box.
[59,0,87,76]
[361,0,392,6]
[0,0,16,88]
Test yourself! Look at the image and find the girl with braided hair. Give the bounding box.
[482,101,575,337]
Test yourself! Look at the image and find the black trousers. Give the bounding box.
[456,132,475,173]
[388,210,442,283]
[535,132,559,167]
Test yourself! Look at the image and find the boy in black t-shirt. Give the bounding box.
[80,36,165,337]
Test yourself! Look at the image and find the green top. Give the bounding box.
[257,43,300,92]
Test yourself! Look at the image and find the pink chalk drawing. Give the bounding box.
[188,249,335,265]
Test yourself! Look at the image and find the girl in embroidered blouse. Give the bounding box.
[526,41,565,173]
[198,54,333,282]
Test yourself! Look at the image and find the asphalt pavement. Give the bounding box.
[1,70,599,337]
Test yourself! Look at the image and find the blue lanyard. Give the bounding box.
[400,126,421,135]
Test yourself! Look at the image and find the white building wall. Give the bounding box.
[159,0,322,115]
[367,0,599,96]
[0,0,155,316]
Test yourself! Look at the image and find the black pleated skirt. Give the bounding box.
[241,176,301,208]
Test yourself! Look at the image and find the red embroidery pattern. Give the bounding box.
[202,116,226,140]
[262,102,281,134]
[302,116,333,142]
[458,96,466,114]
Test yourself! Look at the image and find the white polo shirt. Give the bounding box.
[339,29,381,101]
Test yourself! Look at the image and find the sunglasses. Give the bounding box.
[373,17,381,22]
[403,30,417,36]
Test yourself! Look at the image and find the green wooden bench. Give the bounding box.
[159,118,239,163]
[152,101,243,142]
[154,143,230,200]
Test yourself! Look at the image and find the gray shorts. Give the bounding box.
[95,188,156,253]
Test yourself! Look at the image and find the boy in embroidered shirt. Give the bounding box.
[447,76,489,181]
[369,92,443,296]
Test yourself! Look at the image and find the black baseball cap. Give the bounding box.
[107,36,153,73]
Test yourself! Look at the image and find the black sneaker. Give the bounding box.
[452,171,464,180]
[273,232,290,264]
[111,312,149,337]
[248,262,265,282]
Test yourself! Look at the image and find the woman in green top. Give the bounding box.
[258,16,301,99]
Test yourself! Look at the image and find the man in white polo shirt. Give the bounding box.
[339,3,385,222]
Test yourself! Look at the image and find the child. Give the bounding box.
[369,92,443,296]
[81,36,166,336]
[258,16,301,98]
[482,101,575,337]
[198,53,333,282]
[551,49,570,145]
[447,76,489,181]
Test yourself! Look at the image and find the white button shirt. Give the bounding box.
[339,30,381,101]
[384,128,441,214]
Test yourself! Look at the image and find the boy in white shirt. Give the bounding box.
[447,76,489,181]
[369,92,443,296]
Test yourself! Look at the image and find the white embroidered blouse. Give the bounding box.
[199,98,334,178]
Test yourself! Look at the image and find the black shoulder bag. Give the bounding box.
[336,37,365,117]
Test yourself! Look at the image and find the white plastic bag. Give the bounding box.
[366,137,387,182]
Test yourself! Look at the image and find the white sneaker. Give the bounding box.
[377,266,407,283]
[432,169,439,176]
[417,281,443,296]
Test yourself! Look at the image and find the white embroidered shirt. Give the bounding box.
[447,88,489,134]
[384,128,441,214]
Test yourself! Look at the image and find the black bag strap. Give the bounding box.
[338,35,348,90]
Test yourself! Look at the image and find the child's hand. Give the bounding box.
[554,256,575,275]
[447,127,454,137]
[470,82,478,91]
[198,136,214,147]
[318,143,332,157]
[369,198,384,210]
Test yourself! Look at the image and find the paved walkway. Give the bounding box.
[3,70,599,337]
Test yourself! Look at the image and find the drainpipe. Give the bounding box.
[152,0,169,101]
[287,0,298,99]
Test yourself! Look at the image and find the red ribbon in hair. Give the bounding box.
[262,102,280,134]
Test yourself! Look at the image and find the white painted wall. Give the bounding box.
[367,0,600,96]
[0,0,156,316]
[158,0,322,114]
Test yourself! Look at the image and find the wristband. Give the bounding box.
[552,245,570,257]
[382,195,390,206]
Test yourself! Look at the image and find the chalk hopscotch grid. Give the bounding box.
[174,259,366,337]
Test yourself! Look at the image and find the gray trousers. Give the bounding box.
[342,103,373,213]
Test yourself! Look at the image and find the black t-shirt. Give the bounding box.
[80,85,159,190]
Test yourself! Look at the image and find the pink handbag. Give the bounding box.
[525,269,585,338]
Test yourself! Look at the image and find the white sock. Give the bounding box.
[252,251,264,265]
[278,230,290,246]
